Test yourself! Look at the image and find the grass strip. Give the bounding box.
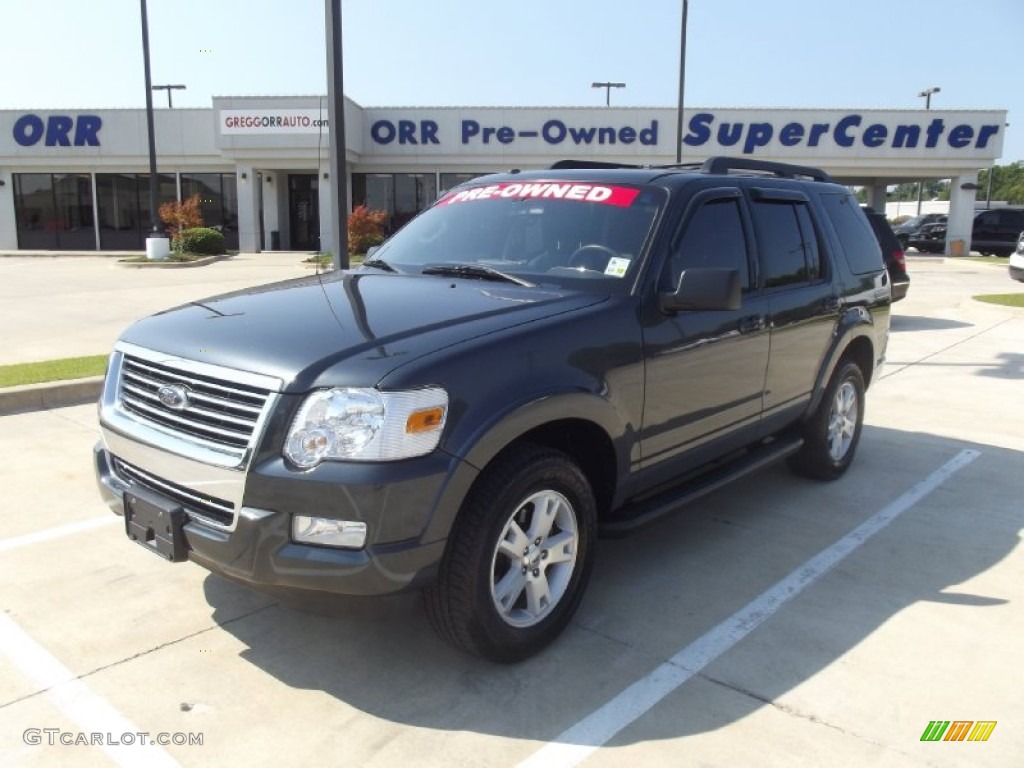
[0,355,108,388]
[973,293,1024,308]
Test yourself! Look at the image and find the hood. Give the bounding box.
[119,271,604,392]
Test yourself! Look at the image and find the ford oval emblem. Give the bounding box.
[157,383,190,411]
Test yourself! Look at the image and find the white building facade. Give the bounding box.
[0,96,1007,255]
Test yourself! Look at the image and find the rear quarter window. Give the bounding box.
[819,193,884,275]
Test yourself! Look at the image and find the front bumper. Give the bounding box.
[94,435,470,597]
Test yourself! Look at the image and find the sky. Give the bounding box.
[2,0,1022,162]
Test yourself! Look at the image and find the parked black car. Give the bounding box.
[910,207,1024,256]
[94,157,891,661]
[906,220,948,254]
[863,208,910,301]
[892,213,946,249]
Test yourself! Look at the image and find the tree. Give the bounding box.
[976,162,1024,205]
[348,205,387,255]
[159,195,204,249]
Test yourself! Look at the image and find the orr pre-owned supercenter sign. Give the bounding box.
[364,108,1004,157]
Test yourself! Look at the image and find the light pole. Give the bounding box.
[325,0,349,269]
[591,82,625,107]
[152,84,186,108]
[916,86,940,215]
[675,0,689,163]
[139,0,168,259]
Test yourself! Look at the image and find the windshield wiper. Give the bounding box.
[420,263,535,287]
[361,258,398,273]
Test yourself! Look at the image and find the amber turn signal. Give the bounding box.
[406,406,446,434]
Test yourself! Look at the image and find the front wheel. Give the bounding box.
[789,360,866,480]
[424,444,596,662]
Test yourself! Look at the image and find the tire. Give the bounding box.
[423,444,596,662]
[789,360,866,481]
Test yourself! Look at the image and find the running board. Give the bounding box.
[599,435,804,537]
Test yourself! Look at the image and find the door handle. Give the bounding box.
[739,314,765,334]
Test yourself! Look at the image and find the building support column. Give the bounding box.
[318,167,332,256]
[0,169,16,249]
[864,182,888,214]
[236,166,259,252]
[946,172,978,257]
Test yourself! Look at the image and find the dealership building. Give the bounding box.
[0,96,1007,255]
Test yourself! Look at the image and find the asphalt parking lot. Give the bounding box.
[1,257,1022,767]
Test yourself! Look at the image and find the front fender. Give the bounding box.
[420,391,628,544]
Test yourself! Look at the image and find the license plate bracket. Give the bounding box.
[124,489,188,562]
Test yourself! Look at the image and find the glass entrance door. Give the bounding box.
[288,174,319,251]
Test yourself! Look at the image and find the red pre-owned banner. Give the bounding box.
[438,182,640,207]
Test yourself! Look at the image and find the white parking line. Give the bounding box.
[518,449,981,768]
[0,613,179,767]
[0,516,118,554]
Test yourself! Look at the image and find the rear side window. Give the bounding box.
[819,193,884,275]
[751,199,821,288]
[665,197,750,291]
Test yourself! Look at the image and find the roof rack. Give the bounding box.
[700,157,833,182]
[548,156,833,183]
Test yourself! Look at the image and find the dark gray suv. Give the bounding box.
[95,157,891,661]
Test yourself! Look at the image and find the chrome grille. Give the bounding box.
[113,457,234,528]
[118,355,271,452]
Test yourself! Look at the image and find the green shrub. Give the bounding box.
[176,227,226,255]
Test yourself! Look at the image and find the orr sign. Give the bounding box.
[12,114,102,147]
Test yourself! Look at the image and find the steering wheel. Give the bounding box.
[568,244,617,271]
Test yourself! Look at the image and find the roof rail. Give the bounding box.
[701,156,833,182]
[549,160,641,170]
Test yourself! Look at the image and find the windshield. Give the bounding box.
[369,180,666,289]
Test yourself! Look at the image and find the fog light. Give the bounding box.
[292,516,367,549]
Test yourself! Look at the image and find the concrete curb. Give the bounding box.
[115,253,231,269]
[0,377,104,416]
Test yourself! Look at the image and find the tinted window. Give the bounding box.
[752,199,817,288]
[998,210,1024,229]
[819,193,883,275]
[665,197,750,290]
[974,210,1000,228]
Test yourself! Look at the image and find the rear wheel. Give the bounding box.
[424,444,596,662]
[789,360,865,480]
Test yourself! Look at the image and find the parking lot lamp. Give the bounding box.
[916,87,940,215]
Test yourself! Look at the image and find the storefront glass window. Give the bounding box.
[14,173,94,250]
[14,174,58,250]
[53,174,95,250]
[96,173,176,250]
[440,173,487,195]
[394,173,437,229]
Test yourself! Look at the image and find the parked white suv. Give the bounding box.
[1010,232,1024,282]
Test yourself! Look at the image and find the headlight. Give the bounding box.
[284,387,448,468]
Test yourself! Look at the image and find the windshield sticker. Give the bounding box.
[604,257,631,277]
[438,182,640,207]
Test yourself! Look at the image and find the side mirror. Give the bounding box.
[659,267,741,314]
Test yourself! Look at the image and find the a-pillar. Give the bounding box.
[864,182,888,214]
[946,171,978,256]
[236,166,260,253]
